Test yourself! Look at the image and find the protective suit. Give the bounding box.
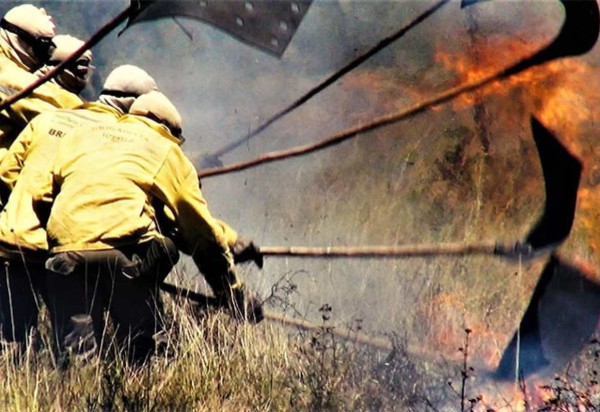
[37,92,257,364]
[0,7,83,158]
[0,102,120,352]
[0,64,158,358]
[0,22,95,353]
[42,114,239,291]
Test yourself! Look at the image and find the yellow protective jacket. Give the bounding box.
[158,204,238,249]
[38,114,240,291]
[0,102,122,260]
[0,41,83,158]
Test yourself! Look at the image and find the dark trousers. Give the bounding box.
[46,239,179,365]
[0,258,48,351]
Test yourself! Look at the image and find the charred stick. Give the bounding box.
[160,282,393,351]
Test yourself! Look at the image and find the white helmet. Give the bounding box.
[130,91,183,143]
[46,34,93,94]
[99,65,158,113]
[102,64,157,97]
[1,5,56,66]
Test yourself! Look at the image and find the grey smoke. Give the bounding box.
[0,1,587,376]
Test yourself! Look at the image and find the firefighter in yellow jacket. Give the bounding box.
[0,5,83,155]
[0,64,157,355]
[38,91,262,364]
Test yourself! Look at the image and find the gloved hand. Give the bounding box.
[232,237,263,269]
[227,288,265,324]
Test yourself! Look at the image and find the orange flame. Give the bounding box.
[469,376,558,411]
[434,34,599,160]
[436,30,600,271]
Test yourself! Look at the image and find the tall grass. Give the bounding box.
[0,293,441,411]
[0,291,598,411]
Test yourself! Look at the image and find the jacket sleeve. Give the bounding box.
[153,147,242,295]
[0,117,36,204]
[0,117,35,190]
[216,219,238,249]
[0,61,82,128]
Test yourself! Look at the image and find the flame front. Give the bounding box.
[429,25,600,410]
[436,27,600,263]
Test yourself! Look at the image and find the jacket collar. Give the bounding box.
[120,114,180,145]
[78,101,123,117]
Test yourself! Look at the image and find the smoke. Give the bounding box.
[1,0,600,378]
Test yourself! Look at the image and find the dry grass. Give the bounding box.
[0,294,444,412]
[0,277,597,411]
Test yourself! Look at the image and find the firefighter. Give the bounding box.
[38,91,262,365]
[0,5,83,156]
[0,64,158,357]
[0,4,55,69]
[35,34,94,96]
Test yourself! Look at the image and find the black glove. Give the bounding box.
[232,238,263,269]
[227,288,265,324]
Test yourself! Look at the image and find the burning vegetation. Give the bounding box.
[0,0,598,410]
